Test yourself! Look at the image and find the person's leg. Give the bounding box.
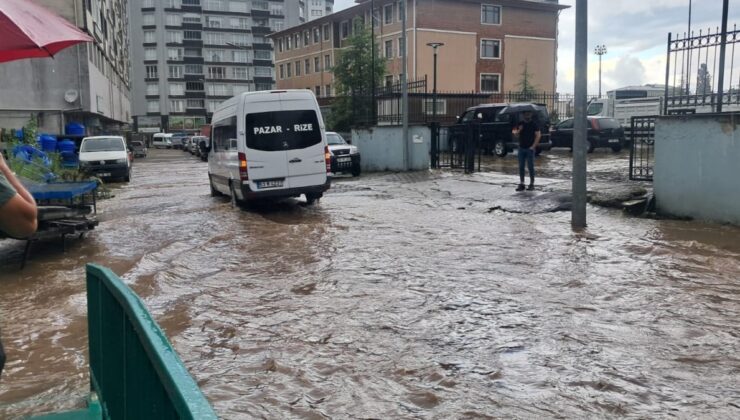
[527,149,535,187]
[517,148,526,190]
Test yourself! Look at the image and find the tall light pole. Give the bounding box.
[426,42,444,121]
[594,44,607,98]
[573,0,588,229]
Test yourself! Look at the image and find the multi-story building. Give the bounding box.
[272,0,567,97]
[129,0,285,134]
[284,0,334,29]
[0,0,131,135]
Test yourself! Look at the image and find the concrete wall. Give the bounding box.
[654,113,740,225]
[352,125,430,172]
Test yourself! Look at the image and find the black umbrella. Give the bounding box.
[497,103,540,115]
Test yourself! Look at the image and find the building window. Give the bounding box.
[480,73,501,93]
[384,4,393,24]
[303,30,310,46]
[313,27,320,43]
[145,65,158,78]
[480,39,501,59]
[286,36,292,50]
[146,83,159,95]
[167,48,183,60]
[184,48,201,57]
[147,100,160,112]
[324,54,331,70]
[255,83,272,91]
[183,14,201,24]
[305,59,311,75]
[279,64,284,79]
[184,30,201,40]
[144,48,157,61]
[168,65,183,78]
[187,99,205,109]
[255,67,272,77]
[184,64,203,74]
[385,40,393,58]
[341,21,349,39]
[295,61,301,76]
[144,31,156,43]
[186,81,204,91]
[205,0,225,11]
[207,49,225,61]
[325,84,331,96]
[207,100,224,112]
[233,84,250,95]
[166,0,181,6]
[254,50,271,60]
[270,3,284,15]
[397,0,403,22]
[229,33,250,47]
[232,67,249,79]
[315,86,321,96]
[385,75,394,87]
[278,39,283,52]
[182,0,201,4]
[481,4,501,25]
[167,30,183,43]
[205,16,222,28]
[204,32,225,45]
[142,0,155,7]
[143,13,155,26]
[231,50,248,63]
[207,83,230,95]
[229,17,249,29]
[228,0,248,13]
[398,38,404,57]
[286,63,292,77]
[170,99,185,112]
[314,56,320,73]
[208,66,226,79]
[323,24,330,41]
[169,83,185,95]
[166,14,182,26]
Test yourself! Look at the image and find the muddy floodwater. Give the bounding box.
[0,149,739,418]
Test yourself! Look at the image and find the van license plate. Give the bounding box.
[257,180,284,189]
[608,139,620,143]
[338,157,351,163]
[98,172,111,177]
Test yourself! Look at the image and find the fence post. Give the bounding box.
[664,32,672,115]
[717,0,729,112]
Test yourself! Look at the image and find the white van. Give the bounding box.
[207,90,330,205]
[78,136,132,182]
[152,133,172,149]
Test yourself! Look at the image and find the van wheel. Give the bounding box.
[209,176,222,197]
[494,140,508,157]
[123,171,131,182]
[587,140,595,153]
[229,182,240,208]
[611,145,623,153]
[305,193,322,205]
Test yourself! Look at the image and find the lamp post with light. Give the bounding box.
[426,42,444,121]
[594,44,607,97]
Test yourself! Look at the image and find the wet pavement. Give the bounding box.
[0,149,739,418]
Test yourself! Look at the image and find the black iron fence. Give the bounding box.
[629,116,657,181]
[665,23,740,113]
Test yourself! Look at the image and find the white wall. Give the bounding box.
[654,113,740,225]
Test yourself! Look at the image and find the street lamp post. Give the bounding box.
[426,42,444,121]
[594,44,607,97]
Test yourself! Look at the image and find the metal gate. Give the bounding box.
[430,123,479,172]
[629,116,656,181]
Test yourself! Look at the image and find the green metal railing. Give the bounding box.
[86,264,217,420]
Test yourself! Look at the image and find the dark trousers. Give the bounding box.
[518,147,535,184]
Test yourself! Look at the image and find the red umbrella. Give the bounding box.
[0,0,93,63]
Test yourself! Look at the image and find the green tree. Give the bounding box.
[516,60,538,101]
[328,17,386,131]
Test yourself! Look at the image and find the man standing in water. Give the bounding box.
[511,111,541,191]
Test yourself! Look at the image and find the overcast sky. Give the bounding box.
[332,0,739,94]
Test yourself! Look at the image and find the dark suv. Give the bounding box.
[550,116,626,152]
[449,103,553,157]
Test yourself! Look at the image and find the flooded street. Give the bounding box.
[1,149,739,418]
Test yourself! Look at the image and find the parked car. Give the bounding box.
[550,116,626,152]
[152,133,172,149]
[171,135,187,150]
[191,135,208,156]
[78,136,132,182]
[449,103,553,157]
[182,137,192,152]
[130,140,147,158]
[326,132,361,176]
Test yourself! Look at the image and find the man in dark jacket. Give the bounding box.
[511,111,541,191]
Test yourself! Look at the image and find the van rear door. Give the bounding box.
[245,111,290,190]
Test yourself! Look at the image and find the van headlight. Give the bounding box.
[116,158,127,164]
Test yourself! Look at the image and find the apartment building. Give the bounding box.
[271,0,567,97]
[284,0,334,29]
[0,0,131,134]
[129,0,290,133]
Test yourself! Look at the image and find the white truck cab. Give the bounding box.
[207,90,331,205]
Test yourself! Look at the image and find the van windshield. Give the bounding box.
[587,102,604,115]
[81,138,125,152]
[246,110,321,151]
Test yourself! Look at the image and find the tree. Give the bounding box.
[328,17,386,131]
[515,60,538,101]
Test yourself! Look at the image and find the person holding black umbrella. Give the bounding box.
[511,111,541,191]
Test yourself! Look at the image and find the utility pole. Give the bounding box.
[594,44,606,98]
[401,0,409,170]
[572,0,588,229]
